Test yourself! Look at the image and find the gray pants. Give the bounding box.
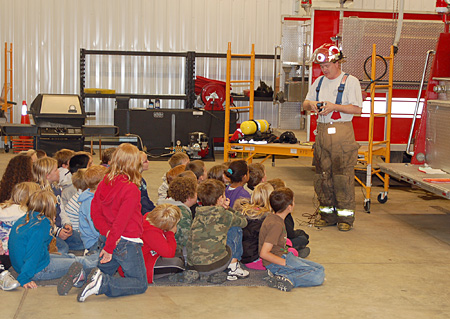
[313,122,359,225]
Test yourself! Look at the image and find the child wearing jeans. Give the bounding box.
[187,179,248,283]
[259,187,325,292]
[77,143,148,302]
[8,190,98,295]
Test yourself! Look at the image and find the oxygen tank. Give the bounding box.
[240,120,270,135]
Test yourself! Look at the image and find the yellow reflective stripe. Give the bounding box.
[319,206,334,214]
[336,209,354,217]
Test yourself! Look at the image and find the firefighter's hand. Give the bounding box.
[318,101,336,115]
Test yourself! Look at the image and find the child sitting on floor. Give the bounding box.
[8,190,98,295]
[234,182,274,270]
[158,153,190,200]
[187,179,248,283]
[78,165,108,253]
[224,160,251,208]
[77,143,148,302]
[207,164,229,185]
[159,175,197,255]
[259,188,325,292]
[142,204,185,283]
[268,178,310,258]
[54,149,75,189]
[247,163,267,191]
[139,151,155,215]
[0,182,40,291]
[185,160,208,183]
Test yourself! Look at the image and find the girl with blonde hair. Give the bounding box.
[33,157,84,254]
[78,143,148,302]
[235,182,274,270]
[8,190,97,294]
[0,182,40,291]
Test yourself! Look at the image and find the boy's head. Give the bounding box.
[269,187,294,214]
[146,204,181,232]
[168,176,197,206]
[197,179,225,206]
[166,164,186,185]
[69,154,91,174]
[178,170,197,180]
[168,152,190,168]
[267,178,286,190]
[101,147,116,166]
[247,163,266,190]
[54,149,75,168]
[71,168,88,191]
[185,160,207,182]
[84,165,108,191]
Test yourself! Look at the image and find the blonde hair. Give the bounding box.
[16,190,57,230]
[33,157,58,190]
[239,182,274,219]
[106,143,142,187]
[0,182,40,210]
[146,204,181,232]
[84,165,108,190]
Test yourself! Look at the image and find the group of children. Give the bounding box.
[0,143,325,302]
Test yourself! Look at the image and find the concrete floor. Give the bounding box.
[2,151,450,319]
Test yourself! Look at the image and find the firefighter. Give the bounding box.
[303,43,363,231]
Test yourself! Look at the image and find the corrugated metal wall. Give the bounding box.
[0,0,438,128]
[0,0,293,126]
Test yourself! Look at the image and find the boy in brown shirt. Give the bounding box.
[259,187,325,291]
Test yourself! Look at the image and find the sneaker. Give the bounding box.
[227,262,249,279]
[297,247,311,258]
[315,219,336,227]
[77,268,102,302]
[0,270,20,291]
[338,223,352,231]
[267,275,294,292]
[57,262,84,296]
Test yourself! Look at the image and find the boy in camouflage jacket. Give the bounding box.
[158,175,197,255]
[187,179,247,278]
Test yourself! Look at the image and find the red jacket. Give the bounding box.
[142,213,177,283]
[91,175,143,254]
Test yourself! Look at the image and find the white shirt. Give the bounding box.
[305,72,363,123]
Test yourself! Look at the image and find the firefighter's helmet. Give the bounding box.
[312,43,345,64]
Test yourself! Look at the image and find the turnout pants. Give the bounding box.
[313,122,359,225]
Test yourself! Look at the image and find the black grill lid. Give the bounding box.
[30,94,86,127]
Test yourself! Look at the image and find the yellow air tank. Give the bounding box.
[240,120,270,135]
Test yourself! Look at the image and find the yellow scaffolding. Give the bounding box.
[354,44,394,213]
[223,42,255,162]
[1,43,14,147]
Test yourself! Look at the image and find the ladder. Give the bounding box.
[223,42,255,162]
[1,43,13,148]
[355,44,394,213]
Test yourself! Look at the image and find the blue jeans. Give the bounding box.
[226,227,243,260]
[97,235,148,297]
[56,230,85,253]
[266,252,325,288]
[32,252,99,281]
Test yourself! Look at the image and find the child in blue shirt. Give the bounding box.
[78,165,108,252]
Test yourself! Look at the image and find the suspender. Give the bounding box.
[315,73,349,105]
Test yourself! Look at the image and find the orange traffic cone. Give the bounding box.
[19,100,31,139]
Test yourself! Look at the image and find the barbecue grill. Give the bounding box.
[30,94,87,154]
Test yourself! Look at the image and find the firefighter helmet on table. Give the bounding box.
[312,43,345,64]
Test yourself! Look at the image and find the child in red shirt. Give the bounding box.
[77,143,148,302]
